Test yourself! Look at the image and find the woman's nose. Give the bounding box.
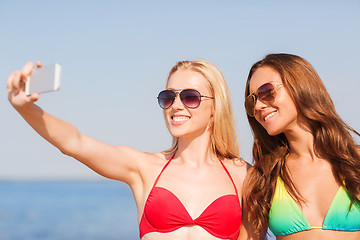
[171,94,184,109]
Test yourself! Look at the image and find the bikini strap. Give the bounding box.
[218,157,239,196]
[151,153,175,188]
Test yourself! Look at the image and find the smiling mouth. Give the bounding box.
[264,111,276,121]
[172,116,190,122]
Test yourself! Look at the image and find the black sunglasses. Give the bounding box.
[157,89,214,109]
[245,82,283,117]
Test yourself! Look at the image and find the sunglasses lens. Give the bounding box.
[245,95,255,116]
[245,83,277,116]
[180,89,201,108]
[258,83,276,101]
[158,90,175,109]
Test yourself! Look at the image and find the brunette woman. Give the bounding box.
[239,53,360,240]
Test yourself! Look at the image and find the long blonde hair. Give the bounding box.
[164,59,239,160]
[244,53,360,234]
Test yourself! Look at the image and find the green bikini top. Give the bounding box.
[269,177,360,236]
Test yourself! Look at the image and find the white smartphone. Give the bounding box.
[25,63,62,95]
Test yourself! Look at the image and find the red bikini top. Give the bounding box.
[139,155,242,240]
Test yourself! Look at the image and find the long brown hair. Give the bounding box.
[164,59,239,160]
[244,53,360,234]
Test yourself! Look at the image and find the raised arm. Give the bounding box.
[7,62,146,186]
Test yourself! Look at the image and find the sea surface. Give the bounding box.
[0,181,139,240]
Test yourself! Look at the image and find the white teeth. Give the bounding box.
[173,116,189,122]
[264,112,276,121]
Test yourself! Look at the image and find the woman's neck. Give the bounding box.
[284,124,317,161]
[175,132,216,167]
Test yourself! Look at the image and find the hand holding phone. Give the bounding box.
[25,64,62,95]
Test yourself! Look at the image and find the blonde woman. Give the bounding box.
[8,59,248,240]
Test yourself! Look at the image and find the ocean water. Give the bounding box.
[0,181,139,240]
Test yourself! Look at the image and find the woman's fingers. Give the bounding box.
[22,62,35,75]
[36,61,43,68]
[21,62,35,86]
[8,62,35,93]
[7,62,41,107]
[10,71,22,92]
[30,93,40,102]
[6,71,16,92]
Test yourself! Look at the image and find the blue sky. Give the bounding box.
[1,0,359,180]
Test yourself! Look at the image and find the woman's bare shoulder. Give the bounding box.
[133,151,175,176]
[224,157,251,172]
[126,151,173,194]
[223,158,251,184]
[143,151,173,164]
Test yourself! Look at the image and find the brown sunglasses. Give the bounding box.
[245,82,283,117]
